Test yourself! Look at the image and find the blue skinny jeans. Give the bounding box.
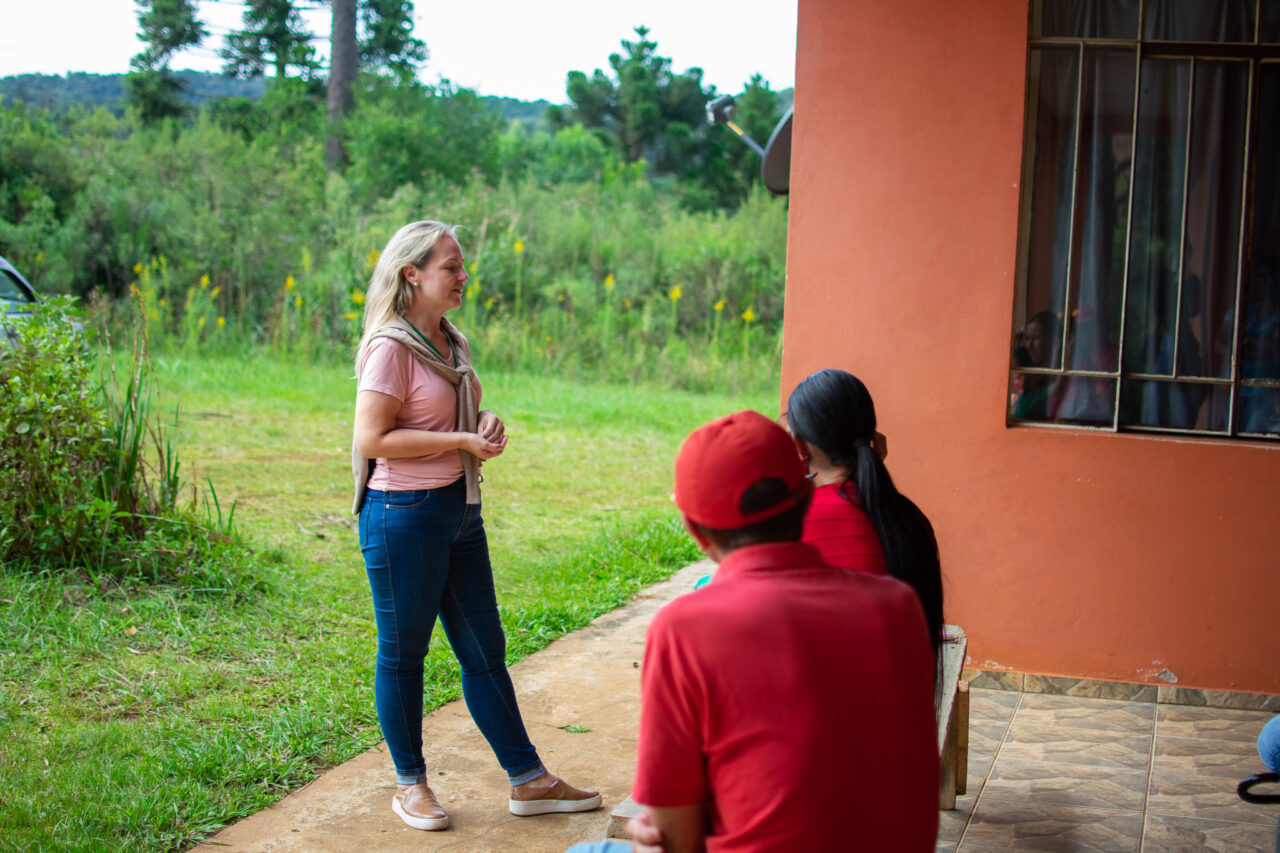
[359,477,545,786]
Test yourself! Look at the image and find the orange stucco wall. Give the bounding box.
[782,0,1279,694]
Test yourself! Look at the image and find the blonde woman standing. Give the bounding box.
[351,220,600,831]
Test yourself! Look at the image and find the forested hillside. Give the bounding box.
[0,71,558,126]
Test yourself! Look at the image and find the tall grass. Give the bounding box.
[87,175,786,394]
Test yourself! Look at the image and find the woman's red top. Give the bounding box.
[802,481,888,575]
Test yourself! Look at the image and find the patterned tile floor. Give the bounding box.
[942,689,1279,852]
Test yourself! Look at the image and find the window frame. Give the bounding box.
[1010,0,1280,440]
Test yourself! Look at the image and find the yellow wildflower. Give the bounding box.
[285,275,295,290]
[485,297,496,309]
[604,273,616,291]
[741,307,756,323]
[514,239,525,255]
[210,286,220,299]
[197,316,206,329]
[668,285,683,301]
[129,282,138,295]
[199,273,210,288]
[714,298,726,312]
[467,261,478,275]
[352,288,365,305]
[343,312,357,320]
[367,248,380,268]
[158,298,166,307]
[216,316,226,327]
[624,298,632,309]
[545,335,551,342]
[294,295,302,308]
[133,262,143,274]
[34,252,44,262]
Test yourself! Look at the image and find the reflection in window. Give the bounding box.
[1010,5,1280,438]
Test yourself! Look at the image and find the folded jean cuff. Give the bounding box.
[396,769,428,786]
[507,759,547,786]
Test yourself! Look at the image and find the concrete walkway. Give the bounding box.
[196,561,711,853]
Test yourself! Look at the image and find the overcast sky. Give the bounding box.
[0,0,797,102]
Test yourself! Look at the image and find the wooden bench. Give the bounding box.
[937,624,970,810]
[608,625,971,837]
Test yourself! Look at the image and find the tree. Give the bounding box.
[550,27,783,209]
[359,0,428,76]
[221,0,319,80]
[125,0,206,122]
[133,0,206,68]
[327,0,358,168]
[123,69,188,123]
[344,80,504,202]
[550,27,709,171]
[327,0,425,168]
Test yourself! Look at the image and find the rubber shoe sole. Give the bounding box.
[508,792,603,816]
[392,795,449,830]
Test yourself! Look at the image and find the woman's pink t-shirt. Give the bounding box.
[358,337,482,491]
[802,481,888,575]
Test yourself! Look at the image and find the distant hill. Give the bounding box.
[0,71,557,125]
[0,71,265,114]
[0,71,790,132]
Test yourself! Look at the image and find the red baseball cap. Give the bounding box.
[674,410,811,529]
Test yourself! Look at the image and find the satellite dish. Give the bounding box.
[707,96,793,196]
[761,107,793,195]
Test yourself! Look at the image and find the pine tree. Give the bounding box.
[359,0,427,76]
[125,0,206,122]
[221,0,318,80]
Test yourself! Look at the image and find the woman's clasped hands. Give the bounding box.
[469,410,508,460]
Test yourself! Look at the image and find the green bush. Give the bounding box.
[0,296,109,566]
[0,297,264,589]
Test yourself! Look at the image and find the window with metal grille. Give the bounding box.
[1009,0,1280,438]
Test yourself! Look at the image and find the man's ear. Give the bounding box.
[682,515,718,560]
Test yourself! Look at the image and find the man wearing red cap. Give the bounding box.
[612,411,939,851]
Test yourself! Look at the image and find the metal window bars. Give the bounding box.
[1010,0,1280,439]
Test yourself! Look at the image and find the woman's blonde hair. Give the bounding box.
[355,220,458,374]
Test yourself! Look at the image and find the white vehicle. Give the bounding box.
[0,255,38,346]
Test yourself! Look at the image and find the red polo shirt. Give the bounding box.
[633,541,938,852]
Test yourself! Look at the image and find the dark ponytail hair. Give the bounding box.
[787,369,945,654]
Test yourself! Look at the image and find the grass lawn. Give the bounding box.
[0,354,777,852]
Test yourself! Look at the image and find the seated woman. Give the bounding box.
[785,368,945,653]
